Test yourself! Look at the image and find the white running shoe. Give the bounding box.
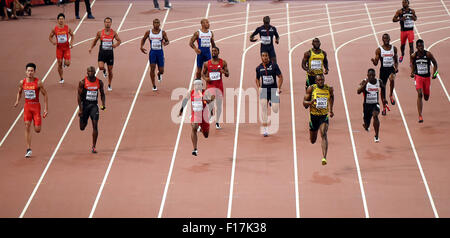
[59,79,64,84]
[215,123,221,130]
[374,136,380,143]
[25,149,32,158]
[108,85,112,91]
[153,86,158,91]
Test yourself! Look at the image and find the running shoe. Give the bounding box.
[164,4,172,9]
[419,116,423,123]
[59,78,64,84]
[390,95,396,105]
[108,85,112,91]
[192,149,198,156]
[321,158,327,166]
[91,147,97,154]
[381,107,386,116]
[269,100,272,107]
[374,136,380,143]
[76,15,80,20]
[363,124,369,132]
[25,149,32,158]
[158,73,162,82]
[263,131,268,137]
[87,14,95,19]
[197,126,201,132]
[215,123,221,130]
[399,56,403,63]
[153,86,158,91]
[103,70,107,78]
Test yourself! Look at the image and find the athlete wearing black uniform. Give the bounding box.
[250,16,280,64]
[393,0,417,63]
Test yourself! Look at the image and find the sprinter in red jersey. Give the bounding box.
[49,13,74,84]
[14,63,49,158]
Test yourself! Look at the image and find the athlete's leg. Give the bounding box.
[107,65,113,86]
[319,122,329,159]
[389,73,395,99]
[195,66,202,80]
[215,95,223,123]
[79,111,88,130]
[417,88,423,117]
[98,61,105,72]
[310,130,318,144]
[260,98,268,128]
[57,58,64,79]
[150,64,157,88]
[25,121,32,150]
[409,42,414,56]
[372,110,380,138]
[157,66,164,80]
[92,119,98,148]
[191,123,199,150]
[400,44,406,57]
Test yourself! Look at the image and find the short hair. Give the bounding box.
[57,13,65,19]
[416,39,424,46]
[104,17,112,23]
[382,33,390,38]
[261,51,269,56]
[315,74,325,79]
[368,68,376,74]
[212,46,220,52]
[26,63,36,70]
[263,16,270,22]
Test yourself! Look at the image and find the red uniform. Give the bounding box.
[23,78,42,126]
[55,25,71,60]
[191,89,209,133]
[206,59,224,99]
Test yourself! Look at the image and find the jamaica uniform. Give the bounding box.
[309,84,331,131]
[306,49,325,88]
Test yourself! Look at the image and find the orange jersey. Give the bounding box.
[83,77,100,104]
[100,29,115,51]
[55,25,70,48]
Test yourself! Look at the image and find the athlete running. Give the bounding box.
[410,39,438,123]
[77,66,106,153]
[303,74,334,165]
[49,13,74,84]
[189,18,216,80]
[179,79,215,156]
[250,16,280,64]
[89,17,122,91]
[371,33,398,116]
[357,68,387,143]
[14,63,49,158]
[256,51,283,137]
[201,46,229,129]
[140,18,170,91]
[393,0,417,63]
[302,38,329,90]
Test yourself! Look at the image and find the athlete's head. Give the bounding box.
[367,68,376,81]
[87,66,96,79]
[57,13,65,25]
[315,74,325,88]
[25,63,36,78]
[104,17,112,29]
[261,51,270,64]
[201,19,210,30]
[193,78,203,91]
[211,46,220,59]
[382,33,390,45]
[263,16,270,26]
[153,18,161,29]
[312,38,321,50]
[402,0,409,9]
[416,39,425,52]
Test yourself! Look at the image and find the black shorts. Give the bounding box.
[363,103,380,126]
[260,45,276,59]
[306,75,316,89]
[98,50,114,66]
[260,87,280,103]
[380,67,395,84]
[309,114,329,131]
[80,103,99,124]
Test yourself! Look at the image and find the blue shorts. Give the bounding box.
[149,50,164,67]
[196,49,211,68]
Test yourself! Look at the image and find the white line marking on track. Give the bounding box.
[428,37,450,101]
[326,3,370,218]
[441,0,450,16]
[365,3,439,218]
[157,3,210,218]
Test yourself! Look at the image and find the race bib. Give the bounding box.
[262,75,274,85]
[310,60,322,70]
[200,38,210,47]
[192,100,203,112]
[209,72,221,81]
[261,36,271,45]
[57,34,68,43]
[24,90,36,100]
[316,97,328,109]
[102,41,113,50]
[151,40,162,50]
[404,19,414,28]
[86,90,98,101]
[382,57,394,67]
[366,92,378,104]
[417,63,428,75]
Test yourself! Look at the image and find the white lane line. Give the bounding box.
[428,36,450,101]
[157,3,210,219]
[326,4,370,218]
[286,3,300,218]
[227,3,251,218]
[19,3,132,218]
[441,0,450,16]
[0,0,98,147]
[365,3,439,218]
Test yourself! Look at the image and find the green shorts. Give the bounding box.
[309,114,329,131]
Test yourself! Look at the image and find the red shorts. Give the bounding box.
[400,30,414,45]
[24,103,42,127]
[206,81,224,99]
[56,46,71,60]
[415,75,431,96]
[191,111,210,133]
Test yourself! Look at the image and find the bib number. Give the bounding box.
[404,19,414,28]
[316,97,328,109]
[209,72,221,81]
[86,90,98,101]
[262,75,274,85]
[151,40,162,50]
[192,100,203,112]
[261,36,271,45]
[102,41,113,50]
[383,57,394,67]
[366,92,378,104]
[417,63,428,75]
[200,38,210,48]
[310,60,322,70]
[24,90,36,100]
[57,34,68,44]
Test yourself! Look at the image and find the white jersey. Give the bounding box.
[150,29,163,50]
[364,79,381,104]
[380,45,395,68]
[198,29,212,49]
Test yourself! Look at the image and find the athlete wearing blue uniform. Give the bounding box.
[190,19,216,80]
[250,16,280,64]
[140,18,170,91]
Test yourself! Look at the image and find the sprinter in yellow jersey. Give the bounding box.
[302,38,329,90]
[303,74,334,165]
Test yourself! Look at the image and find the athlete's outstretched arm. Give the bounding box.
[393,9,401,22]
[221,60,230,77]
[89,31,101,54]
[303,86,314,109]
[77,79,84,116]
[189,31,201,54]
[301,50,310,72]
[357,79,368,94]
[323,51,329,74]
[249,27,259,42]
[210,31,216,49]
[49,29,56,46]
[113,32,122,48]
[38,80,48,118]
[410,52,416,78]
[429,51,438,79]
[329,87,334,118]
[162,31,170,46]
[201,62,209,82]
[140,30,150,54]
[371,48,381,66]
[14,80,24,107]
[68,28,74,48]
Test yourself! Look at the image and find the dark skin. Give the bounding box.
[303,75,334,159]
[250,16,279,63]
[189,19,216,79]
[410,42,438,118]
[301,38,329,75]
[393,0,417,56]
[78,67,106,149]
[371,34,398,100]
[140,19,170,89]
[357,70,386,138]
